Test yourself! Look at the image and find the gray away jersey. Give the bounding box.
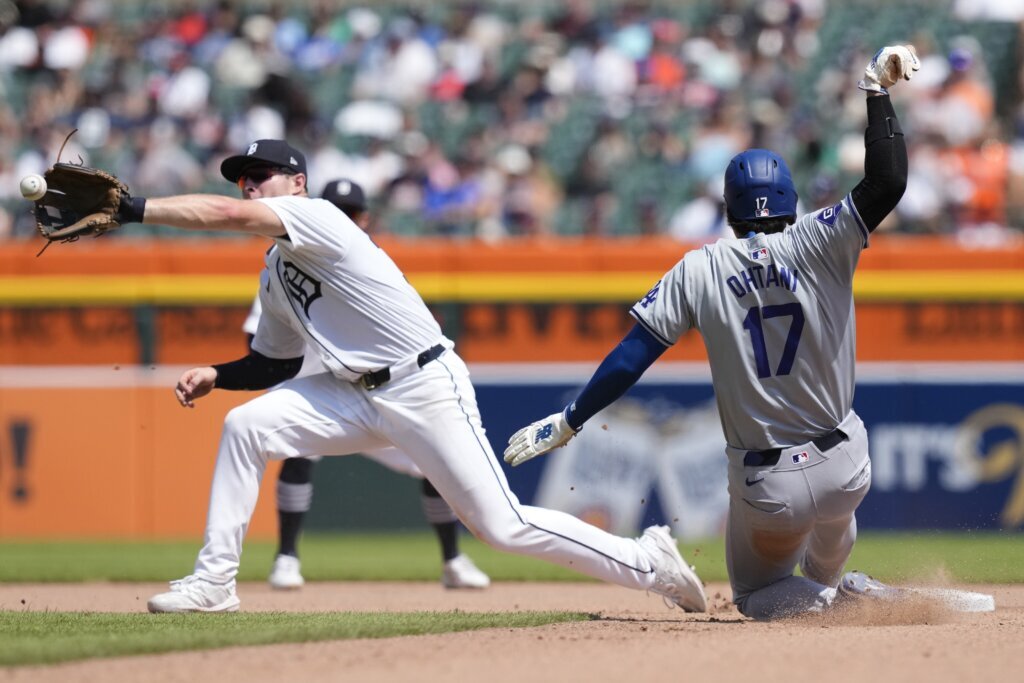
[631,194,870,450]
[250,195,444,381]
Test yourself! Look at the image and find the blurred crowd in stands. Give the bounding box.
[0,0,1022,242]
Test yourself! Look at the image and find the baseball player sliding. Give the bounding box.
[505,45,922,619]
[247,178,489,591]
[131,139,704,613]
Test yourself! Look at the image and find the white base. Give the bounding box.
[908,587,995,613]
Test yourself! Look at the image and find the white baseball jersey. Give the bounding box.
[250,196,445,381]
[631,194,869,450]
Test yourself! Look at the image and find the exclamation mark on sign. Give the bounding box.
[10,421,30,502]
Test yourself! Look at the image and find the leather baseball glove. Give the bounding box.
[34,162,133,243]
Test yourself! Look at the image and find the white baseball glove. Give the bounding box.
[503,411,578,467]
[858,45,921,93]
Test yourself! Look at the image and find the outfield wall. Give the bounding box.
[0,363,1021,539]
[2,237,1022,364]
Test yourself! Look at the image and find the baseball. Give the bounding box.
[20,174,47,201]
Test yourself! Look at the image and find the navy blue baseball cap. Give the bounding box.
[221,139,307,183]
[322,178,368,212]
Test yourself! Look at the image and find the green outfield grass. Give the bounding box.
[0,531,1021,584]
[1,531,1019,668]
[0,611,593,667]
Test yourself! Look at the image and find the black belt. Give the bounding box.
[743,428,848,467]
[359,344,445,390]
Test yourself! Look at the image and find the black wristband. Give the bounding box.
[118,195,147,224]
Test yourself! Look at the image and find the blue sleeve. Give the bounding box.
[564,323,668,430]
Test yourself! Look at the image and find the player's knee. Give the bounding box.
[464,517,527,552]
[732,591,755,617]
[221,403,263,444]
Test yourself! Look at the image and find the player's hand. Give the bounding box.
[504,411,578,467]
[858,45,920,93]
[175,367,218,408]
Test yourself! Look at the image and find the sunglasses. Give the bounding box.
[237,166,294,189]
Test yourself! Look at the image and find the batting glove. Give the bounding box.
[858,45,921,93]
[504,411,579,467]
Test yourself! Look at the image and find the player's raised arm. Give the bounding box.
[850,45,919,231]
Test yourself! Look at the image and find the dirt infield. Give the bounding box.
[3,581,1023,682]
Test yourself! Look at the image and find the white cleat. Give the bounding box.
[147,575,240,613]
[442,554,491,589]
[268,554,305,590]
[639,525,707,613]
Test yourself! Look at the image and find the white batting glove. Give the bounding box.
[858,45,921,93]
[504,411,578,467]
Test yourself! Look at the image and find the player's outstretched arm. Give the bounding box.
[139,194,287,237]
[503,323,666,467]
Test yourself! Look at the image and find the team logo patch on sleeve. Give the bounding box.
[792,451,809,464]
[815,203,844,227]
[638,280,662,308]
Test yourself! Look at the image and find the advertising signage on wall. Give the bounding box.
[0,363,1020,537]
[473,364,1024,538]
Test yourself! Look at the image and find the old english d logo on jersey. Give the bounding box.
[282,260,322,316]
[815,203,843,227]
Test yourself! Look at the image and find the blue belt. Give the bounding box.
[743,428,848,467]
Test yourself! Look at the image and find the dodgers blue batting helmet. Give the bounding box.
[723,149,798,222]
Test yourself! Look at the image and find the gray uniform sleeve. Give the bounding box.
[629,250,702,346]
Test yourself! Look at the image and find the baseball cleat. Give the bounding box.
[442,554,491,589]
[147,574,240,613]
[268,554,305,590]
[837,570,907,602]
[639,525,707,612]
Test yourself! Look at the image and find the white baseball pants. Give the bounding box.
[193,349,656,590]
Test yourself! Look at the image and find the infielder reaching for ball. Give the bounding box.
[247,178,489,591]
[504,45,921,619]
[135,138,705,613]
